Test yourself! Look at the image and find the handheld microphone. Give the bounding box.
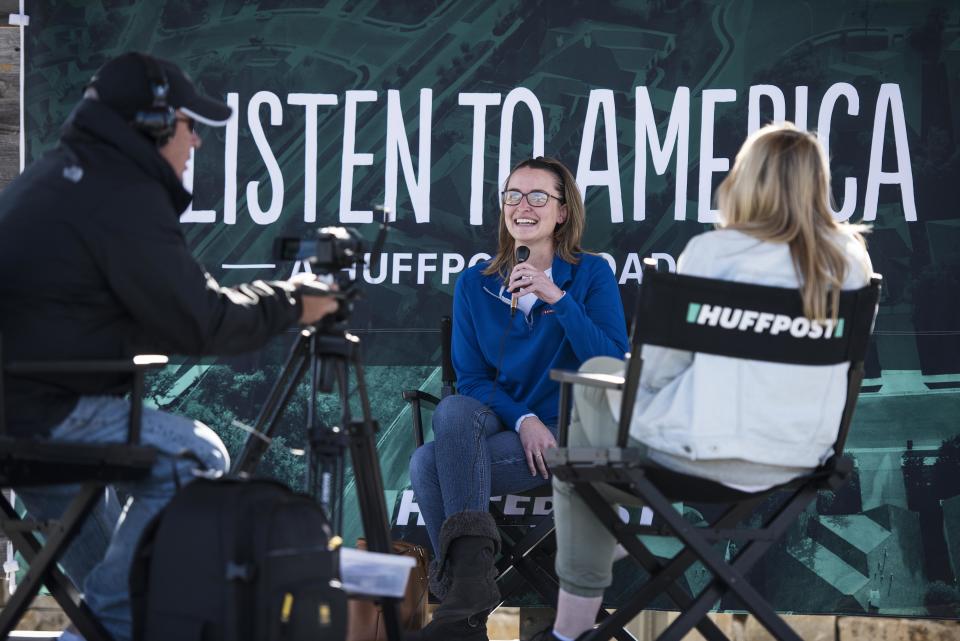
[510,245,530,317]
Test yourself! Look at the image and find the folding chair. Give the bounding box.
[402,317,636,641]
[0,335,164,641]
[547,260,882,641]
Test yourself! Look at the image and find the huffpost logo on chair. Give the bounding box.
[686,303,845,340]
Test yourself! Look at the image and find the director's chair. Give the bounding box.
[0,336,163,641]
[402,317,636,641]
[546,260,882,641]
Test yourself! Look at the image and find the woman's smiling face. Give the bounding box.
[502,167,567,248]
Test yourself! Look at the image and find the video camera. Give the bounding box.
[273,208,389,324]
[274,226,367,275]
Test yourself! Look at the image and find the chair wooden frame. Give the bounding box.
[0,338,164,641]
[546,260,882,641]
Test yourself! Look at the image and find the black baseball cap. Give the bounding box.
[87,52,232,126]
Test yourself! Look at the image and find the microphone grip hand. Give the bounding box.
[510,245,529,317]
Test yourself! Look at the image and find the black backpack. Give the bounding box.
[131,477,346,641]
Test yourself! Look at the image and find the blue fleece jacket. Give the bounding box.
[451,253,628,430]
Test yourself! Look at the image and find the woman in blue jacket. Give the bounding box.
[408,156,628,641]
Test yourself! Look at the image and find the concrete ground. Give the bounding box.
[5,598,959,640]
[485,609,960,641]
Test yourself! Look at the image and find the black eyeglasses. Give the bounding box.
[501,189,564,207]
[175,115,196,133]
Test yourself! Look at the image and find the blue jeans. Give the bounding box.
[408,394,552,555]
[15,396,230,641]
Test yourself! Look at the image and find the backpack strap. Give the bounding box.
[220,481,246,641]
[129,510,166,641]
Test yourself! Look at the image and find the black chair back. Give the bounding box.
[616,259,882,451]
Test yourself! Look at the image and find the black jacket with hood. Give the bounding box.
[0,99,302,435]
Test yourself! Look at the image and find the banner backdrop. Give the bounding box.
[24,0,960,617]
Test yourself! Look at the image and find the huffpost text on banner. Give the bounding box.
[326,250,675,286]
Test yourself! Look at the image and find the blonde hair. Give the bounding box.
[717,123,868,321]
[483,156,586,278]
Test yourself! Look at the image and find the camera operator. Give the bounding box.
[0,52,336,641]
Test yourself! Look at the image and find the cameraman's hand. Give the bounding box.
[518,416,557,480]
[291,275,339,325]
[300,294,338,325]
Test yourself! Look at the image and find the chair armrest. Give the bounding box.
[401,389,441,448]
[545,447,645,468]
[6,355,169,375]
[0,438,158,486]
[401,390,441,406]
[549,369,625,390]
[550,370,624,447]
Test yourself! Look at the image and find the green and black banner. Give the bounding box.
[24,0,960,617]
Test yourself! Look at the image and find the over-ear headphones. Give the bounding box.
[133,53,177,144]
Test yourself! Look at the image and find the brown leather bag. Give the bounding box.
[346,539,429,641]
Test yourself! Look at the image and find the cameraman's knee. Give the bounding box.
[189,420,230,475]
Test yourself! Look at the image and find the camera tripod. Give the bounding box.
[233,321,402,641]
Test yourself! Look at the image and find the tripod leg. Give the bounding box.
[233,330,313,475]
[332,353,405,641]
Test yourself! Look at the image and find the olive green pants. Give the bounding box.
[552,356,645,597]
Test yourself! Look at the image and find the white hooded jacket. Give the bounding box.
[615,228,873,469]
